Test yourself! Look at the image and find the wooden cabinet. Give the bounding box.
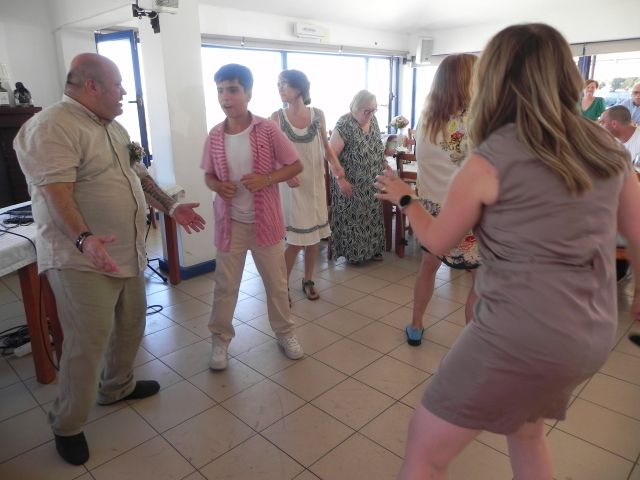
[0,106,41,208]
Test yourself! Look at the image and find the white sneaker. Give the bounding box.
[277,335,304,360]
[209,337,228,370]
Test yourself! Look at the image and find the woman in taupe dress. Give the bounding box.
[375,23,640,479]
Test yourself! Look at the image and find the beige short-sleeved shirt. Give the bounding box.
[14,95,148,277]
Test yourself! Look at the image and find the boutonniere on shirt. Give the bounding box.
[128,141,145,166]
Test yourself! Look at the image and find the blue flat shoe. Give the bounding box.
[405,325,424,346]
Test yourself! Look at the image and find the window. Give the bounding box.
[413,65,438,126]
[592,51,640,107]
[96,31,150,160]
[201,44,394,132]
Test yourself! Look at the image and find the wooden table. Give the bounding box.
[0,205,57,383]
[0,201,182,384]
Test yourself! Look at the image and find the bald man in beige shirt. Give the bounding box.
[15,53,205,465]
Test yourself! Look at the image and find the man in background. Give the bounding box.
[618,82,640,125]
[600,105,640,159]
[14,53,205,465]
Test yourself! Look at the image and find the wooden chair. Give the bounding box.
[325,160,333,261]
[394,152,418,257]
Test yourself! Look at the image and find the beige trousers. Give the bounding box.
[46,269,146,436]
[209,221,294,343]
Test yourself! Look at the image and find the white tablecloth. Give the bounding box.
[0,202,36,276]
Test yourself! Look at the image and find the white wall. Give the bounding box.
[411,0,640,56]
[198,4,410,53]
[0,0,62,107]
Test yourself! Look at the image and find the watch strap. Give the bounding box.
[75,231,93,253]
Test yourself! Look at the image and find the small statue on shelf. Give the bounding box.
[14,82,32,106]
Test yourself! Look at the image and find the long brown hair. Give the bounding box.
[468,23,627,195]
[420,53,477,144]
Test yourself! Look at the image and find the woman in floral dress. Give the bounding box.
[406,53,480,346]
[329,90,386,264]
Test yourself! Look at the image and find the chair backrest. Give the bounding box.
[395,152,417,183]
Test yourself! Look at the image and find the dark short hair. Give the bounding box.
[607,105,632,124]
[280,69,311,105]
[214,64,253,92]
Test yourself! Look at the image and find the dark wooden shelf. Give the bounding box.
[0,106,41,208]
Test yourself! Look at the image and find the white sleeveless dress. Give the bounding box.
[278,107,331,245]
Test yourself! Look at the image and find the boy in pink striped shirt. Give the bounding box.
[201,64,304,370]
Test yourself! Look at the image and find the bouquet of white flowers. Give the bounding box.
[388,115,410,130]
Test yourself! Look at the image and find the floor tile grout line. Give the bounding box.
[546,424,638,465]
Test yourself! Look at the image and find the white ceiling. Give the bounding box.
[199,0,612,34]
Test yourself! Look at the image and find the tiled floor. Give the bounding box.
[1,229,639,480]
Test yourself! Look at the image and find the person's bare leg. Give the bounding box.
[284,244,303,280]
[399,404,479,480]
[506,419,553,480]
[412,252,441,329]
[464,270,479,324]
[303,243,319,282]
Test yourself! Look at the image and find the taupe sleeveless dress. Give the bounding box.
[422,124,626,434]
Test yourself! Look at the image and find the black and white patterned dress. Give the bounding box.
[330,113,386,263]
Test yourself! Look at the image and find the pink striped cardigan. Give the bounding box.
[200,114,299,252]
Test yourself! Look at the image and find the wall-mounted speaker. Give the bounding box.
[416,37,434,65]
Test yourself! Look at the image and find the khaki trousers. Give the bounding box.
[209,221,294,343]
[46,269,146,436]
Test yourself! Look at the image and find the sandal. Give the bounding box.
[372,254,384,262]
[302,279,320,301]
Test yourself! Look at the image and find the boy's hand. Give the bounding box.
[241,173,270,193]
[216,181,238,201]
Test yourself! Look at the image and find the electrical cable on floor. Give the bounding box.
[0,325,30,356]
[0,227,58,370]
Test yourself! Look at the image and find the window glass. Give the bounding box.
[413,66,438,126]
[97,39,142,144]
[201,46,394,134]
[367,57,392,130]
[592,51,640,107]
[287,53,366,131]
[201,47,282,130]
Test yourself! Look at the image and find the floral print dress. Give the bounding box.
[416,113,480,269]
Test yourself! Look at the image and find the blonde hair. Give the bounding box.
[350,90,376,114]
[420,53,477,144]
[468,23,627,195]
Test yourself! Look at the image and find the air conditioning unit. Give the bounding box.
[138,0,178,14]
[415,37,434,65]
[293,22,327,40]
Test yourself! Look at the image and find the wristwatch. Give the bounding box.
[399,195,418,210]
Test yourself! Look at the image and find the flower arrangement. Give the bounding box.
[388,115,410,130]
[128,141,145,166]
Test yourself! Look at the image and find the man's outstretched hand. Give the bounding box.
[173,203,206,233]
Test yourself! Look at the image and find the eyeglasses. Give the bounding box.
[362,108,377,116]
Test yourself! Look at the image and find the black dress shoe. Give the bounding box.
[55,432,89,465]
[98,380,160,405]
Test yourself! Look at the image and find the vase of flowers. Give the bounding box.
[388,115,410,150]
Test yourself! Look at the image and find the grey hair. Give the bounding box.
[350,89,376,114]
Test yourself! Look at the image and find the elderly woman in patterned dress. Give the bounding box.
[328,90,386,264]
